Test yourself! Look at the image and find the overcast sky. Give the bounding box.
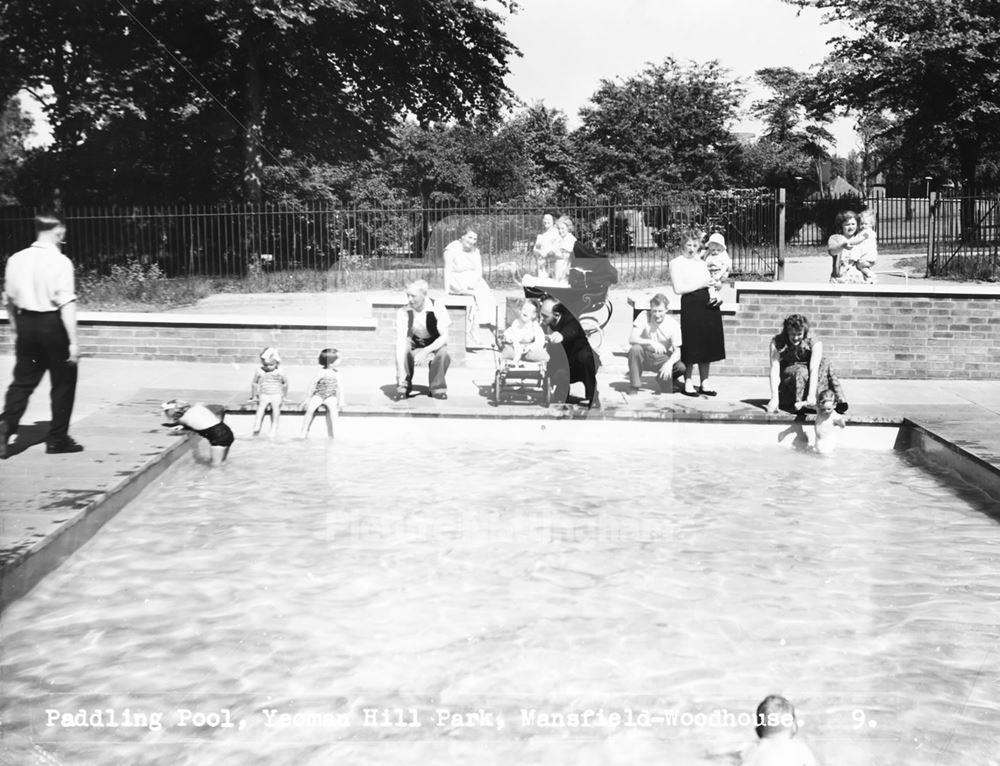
[500,0,858,150]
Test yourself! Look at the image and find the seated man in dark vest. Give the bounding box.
[539,297,600,409]
[395,279,451,400]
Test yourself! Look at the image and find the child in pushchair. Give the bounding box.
[492,297,551,405]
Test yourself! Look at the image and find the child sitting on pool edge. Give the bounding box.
[250,346,287,437]
[162,400,234,466]
[300,348,345,439]
[741,694,818,766]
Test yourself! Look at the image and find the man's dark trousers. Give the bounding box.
[1,310,77,441]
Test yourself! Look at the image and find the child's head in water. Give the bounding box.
[318,348,339,368]
[817,389,837,414]
[755,694,798,739]
[260,347,281,371]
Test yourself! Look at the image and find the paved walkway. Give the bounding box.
[2,261,999,610]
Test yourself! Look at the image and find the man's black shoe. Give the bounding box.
[45,437,84,454]
[0,421,8,459]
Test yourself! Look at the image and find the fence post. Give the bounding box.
[776,188,786,281]
[925,191,937,276]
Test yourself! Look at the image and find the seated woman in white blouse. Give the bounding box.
[443,226,496,347]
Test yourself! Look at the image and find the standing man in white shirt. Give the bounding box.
[395,279,451,400]
[1,213,83,457]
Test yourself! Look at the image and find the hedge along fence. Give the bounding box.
[0,190,781,284]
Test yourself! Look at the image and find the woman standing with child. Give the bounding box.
[669,232,726,396]
[828,210,867,283]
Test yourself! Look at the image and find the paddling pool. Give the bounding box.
[1,418,997,766]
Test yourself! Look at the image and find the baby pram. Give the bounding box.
[522,240,617,350]
[492,297,551,406]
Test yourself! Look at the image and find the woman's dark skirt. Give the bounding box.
[679,288,726,365]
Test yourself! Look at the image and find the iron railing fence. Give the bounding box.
[787,193,946,248]
[927,193,1000,279]
[0,191,780,283]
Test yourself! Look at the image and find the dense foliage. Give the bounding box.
[0,0,518,205]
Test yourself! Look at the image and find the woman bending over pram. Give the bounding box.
[498,299,549,364]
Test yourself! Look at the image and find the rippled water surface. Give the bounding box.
[2,419,999,766]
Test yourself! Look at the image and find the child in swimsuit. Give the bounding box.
[162,400,234,466]
[250,346,287,436]
[813,389,846,454]
[300,348,344,439]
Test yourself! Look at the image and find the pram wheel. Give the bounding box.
[580,316,604,351]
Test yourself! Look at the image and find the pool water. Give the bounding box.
[1,419,999,766]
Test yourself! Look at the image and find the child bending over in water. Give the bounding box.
[162,400,234,466]
[741,694,818,766]
[250,346,287,436]
[813,389,846,454]
[300,348,344,439]
[497,298,549,364]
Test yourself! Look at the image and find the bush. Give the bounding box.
[77,259,212,309]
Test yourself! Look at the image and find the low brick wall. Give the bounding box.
[720,283,1000,379]
[0,298,472,366]
[2,286,998,379]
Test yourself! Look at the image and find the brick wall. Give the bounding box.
[3,286,998,378]
[720,284,1000,379]
[0,301,470,366]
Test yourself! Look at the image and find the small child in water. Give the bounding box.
[162,400,234,466]
[498,298,549,363]
[300,348,344,439]
[741,694,818,766]
[703,232,732,306]
[250,346,287,436]
[813,389,846,454]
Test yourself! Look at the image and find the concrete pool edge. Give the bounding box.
[0,435,195,614]
[896,418,1000,501]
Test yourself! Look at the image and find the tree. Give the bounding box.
[786,0,1000,233]
[750,67,835,194]
[574,59,745,196]
[502,103,591,200]
[0,1,519,204]
[0,97,33,204]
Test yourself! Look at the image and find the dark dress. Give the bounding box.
[774,334,846,412]
[545,308,599,403]
[680,288,725,365]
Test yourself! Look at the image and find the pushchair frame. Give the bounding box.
[491,298,551,406]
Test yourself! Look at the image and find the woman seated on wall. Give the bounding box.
[443,225,496,347]
[766,313,849,414]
